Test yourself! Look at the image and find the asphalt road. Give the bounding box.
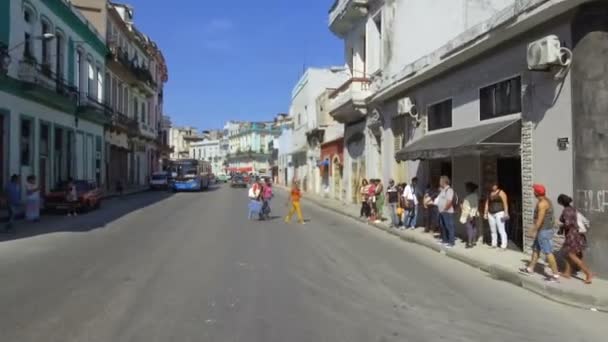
[0,185,605,342]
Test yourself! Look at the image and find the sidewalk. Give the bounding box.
[277,185,608,312]
[1,185,150,222]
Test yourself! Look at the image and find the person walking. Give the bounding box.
[66,178,79,217]
[557,194,593,284]
[261,178,273,220]
[367,179,377,222]
[284,181,305,225]
[387,180,400,228]
[3,175,22,232]
[520,184,560,282]
[484,183,509,250]
[460,182,479,248]
[25,175,40,222]
[374,179,385,223]
[437,176,456,248]
[403,178,419,229]
[248,179,263,220]
[359,179,371,219]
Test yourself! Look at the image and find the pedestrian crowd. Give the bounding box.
[1,174,82,233]
[375,175,594,284]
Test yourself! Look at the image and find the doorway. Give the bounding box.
[0,115,4,188]
[497,157,523,249]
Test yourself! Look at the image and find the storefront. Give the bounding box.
[321,138,344,200]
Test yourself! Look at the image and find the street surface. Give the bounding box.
[0,186,605,342]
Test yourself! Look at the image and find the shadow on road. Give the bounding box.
[0,191,174,243]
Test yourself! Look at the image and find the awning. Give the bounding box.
[396,118,521,161]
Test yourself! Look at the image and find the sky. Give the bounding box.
[126,0,344,130]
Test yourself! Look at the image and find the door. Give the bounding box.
[333,157,341,200]
[497,157,523,249]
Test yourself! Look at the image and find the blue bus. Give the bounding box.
[168,159,212,192]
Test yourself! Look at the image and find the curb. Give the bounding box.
[285,187,608,313]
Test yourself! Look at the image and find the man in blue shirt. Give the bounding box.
[3,174,21,232]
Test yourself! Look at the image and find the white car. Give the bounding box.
[150,172,169,190]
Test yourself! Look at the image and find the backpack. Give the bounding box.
[576,210,590,234]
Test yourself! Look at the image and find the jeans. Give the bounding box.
[532,228,554,254]
[439,212,455,245]
[466,219,477,244]
[488,211,508,249]
[405,205,418,228]
[388,203,399,227]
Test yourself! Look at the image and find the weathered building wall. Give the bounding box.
[571,1,608,278]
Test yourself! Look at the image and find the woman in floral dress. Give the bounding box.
[557,194,593,284]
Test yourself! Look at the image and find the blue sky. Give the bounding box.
[126,0,343,130]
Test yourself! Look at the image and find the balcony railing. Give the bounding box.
[328,77,371,123]
[329,0,369,37]
[17,57,79,100]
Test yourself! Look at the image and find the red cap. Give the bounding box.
[533,184,546,196]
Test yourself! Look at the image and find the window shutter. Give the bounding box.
[392,116,405,152]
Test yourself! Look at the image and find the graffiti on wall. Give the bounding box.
[576,189,608,213]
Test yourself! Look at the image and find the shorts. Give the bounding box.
[532,229,554,254]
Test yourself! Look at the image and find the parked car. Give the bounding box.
[231,175,248,188]
[150,172,170,190]
[45,180,102,213]
[216,173,229,183]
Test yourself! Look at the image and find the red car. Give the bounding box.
[45,180,103,212]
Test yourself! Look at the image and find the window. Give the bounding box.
[141,102,146,123]
[392,116,406,151]
[24,9,31,23]
[40,123,49,156]
[55,33,65,80]
[97,67,103,102]
[112,77,118,110]
[105,73,111,106]
[123,86,129,115]
[427,99,453,131]
[87,61,95,97]
[480,76,522,120]
[75,51,82,90]
[20,118,32,166]
[133,98,138,121]
[24,33,32,58]
[41,21,51,66]
[117,82,123,113]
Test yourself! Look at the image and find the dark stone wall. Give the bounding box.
[571,2,608,277]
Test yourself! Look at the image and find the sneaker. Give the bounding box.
[444,244,455,249]
[67,213,72,217]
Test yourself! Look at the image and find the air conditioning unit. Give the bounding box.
[527,35,569,70]
[397,97,418,118]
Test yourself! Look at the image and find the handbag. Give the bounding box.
[397,207,404,216]
[576,211,590,234]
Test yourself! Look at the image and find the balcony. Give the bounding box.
[108,110,139,136]
[15,57,79,113]
[107,44,156,96]
[328,77,371,124]
[329,0,369,37]
[77,94,112,125]
[138,121,158,141]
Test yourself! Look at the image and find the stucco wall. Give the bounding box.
[571,2,608,277]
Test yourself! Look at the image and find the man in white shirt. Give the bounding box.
[402,177,419,229]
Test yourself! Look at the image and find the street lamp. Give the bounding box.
[8,33,55,53]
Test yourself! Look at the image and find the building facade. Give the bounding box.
[328,0,513,205]
[73,0,168,188]
[1,0,108,194]
[288,67,349,193]
[225,121,279,175]
[189,139,223,175]
[169,126,202,159]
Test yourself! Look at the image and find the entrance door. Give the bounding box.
[333,157,341,200]
[497,157,523,249]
